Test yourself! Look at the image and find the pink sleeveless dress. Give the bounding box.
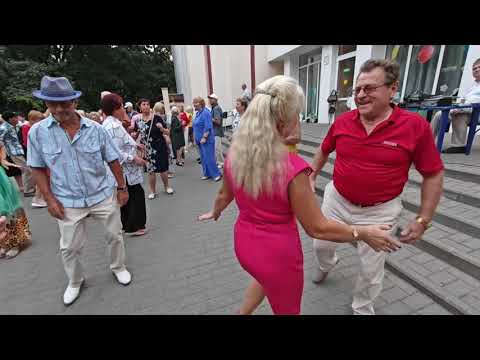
[224,153,313,315]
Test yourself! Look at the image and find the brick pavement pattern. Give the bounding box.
[0,143,451,314]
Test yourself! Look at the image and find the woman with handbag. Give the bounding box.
[138,99,174,199]
[101,93,149,236]
[170,107,186,166]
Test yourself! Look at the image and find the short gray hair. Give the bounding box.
[358,59,400,85]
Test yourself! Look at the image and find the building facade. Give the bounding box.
[172,45,480,124]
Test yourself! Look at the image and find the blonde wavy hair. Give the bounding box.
[228,75,305,198]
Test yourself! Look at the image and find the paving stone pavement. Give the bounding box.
[0,147,449,315]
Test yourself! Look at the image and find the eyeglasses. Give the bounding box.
[353,83,389,96]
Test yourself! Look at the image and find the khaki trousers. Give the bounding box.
[430,110,471,146]
[214,136,224,165]
[11,155,35,193]
[57,193,126,287]
[312,181,403,315]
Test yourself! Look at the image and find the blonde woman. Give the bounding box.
[199,75,401,315]
[185,105,195,149]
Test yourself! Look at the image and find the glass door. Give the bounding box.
[307,62,320,121]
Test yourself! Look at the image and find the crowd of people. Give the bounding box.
[2,56,465,315]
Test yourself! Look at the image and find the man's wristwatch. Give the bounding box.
[117,186,128,192]
[415,216,432,230]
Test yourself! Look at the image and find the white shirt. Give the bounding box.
[464,81,480,104]
[232,111,241,130]
[102,116,144,186]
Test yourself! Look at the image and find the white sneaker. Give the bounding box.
[148,193,156,200]
[32,201,48,208]
[113,269,132,286]
[201,176,209,180]
[63,281,84,306]
[165,187,174,195]
[214,175,222,182]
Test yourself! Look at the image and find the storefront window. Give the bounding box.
[336,57,355,98]
[300,49,322,67]
[338,45,356,56]
[299,67,307,119]
[385,45,409,102]
[436,45,469,96]
[307,63,320,120]
[298,48,322,121]
[404,45,441,98]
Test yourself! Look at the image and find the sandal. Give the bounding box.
[131,229,147,236]
[5,247,20,259]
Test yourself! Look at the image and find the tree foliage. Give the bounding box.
[0,45,176,114]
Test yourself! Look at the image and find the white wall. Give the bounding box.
[209,45,251,112]
[255,45,284,87]
[459,45,480,97]
[267,45,301,62]
[181,46,209,106]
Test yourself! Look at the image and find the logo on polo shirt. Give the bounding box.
[382,141,397,147]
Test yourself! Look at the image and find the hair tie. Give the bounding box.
[254,90,276,98]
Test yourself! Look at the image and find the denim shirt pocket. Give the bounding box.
[42,145,62,165]
[42,145,64,187]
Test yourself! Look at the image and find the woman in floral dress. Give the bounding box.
[137,99,174,199]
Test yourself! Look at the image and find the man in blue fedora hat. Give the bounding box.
[27,76,133,306]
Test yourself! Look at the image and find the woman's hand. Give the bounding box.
[133,155,147,167]
[1,159,21,170]
[358,224,402,253]
[198,210,220,222]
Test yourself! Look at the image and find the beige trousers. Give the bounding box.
[57,193,126,287]
[430,110,471,146]
[312,181,403,315]
[215,136,224,165]
[11,155,35,193]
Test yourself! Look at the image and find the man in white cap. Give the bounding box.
[28,76,133,306]
[207,93,224,168]
[124,101,138,120]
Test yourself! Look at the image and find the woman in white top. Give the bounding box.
[101,93,148,236]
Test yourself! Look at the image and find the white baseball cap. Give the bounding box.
[124,102,133,108]
[208,93,218,100]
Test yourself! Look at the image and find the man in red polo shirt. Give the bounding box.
[309,59,444,315]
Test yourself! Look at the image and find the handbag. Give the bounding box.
[2,155,22,177]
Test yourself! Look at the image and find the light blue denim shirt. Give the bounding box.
[27,115,120,208]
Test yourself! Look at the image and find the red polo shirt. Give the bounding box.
[321,105,444,206]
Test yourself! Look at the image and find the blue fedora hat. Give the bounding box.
[32,76,82,101]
